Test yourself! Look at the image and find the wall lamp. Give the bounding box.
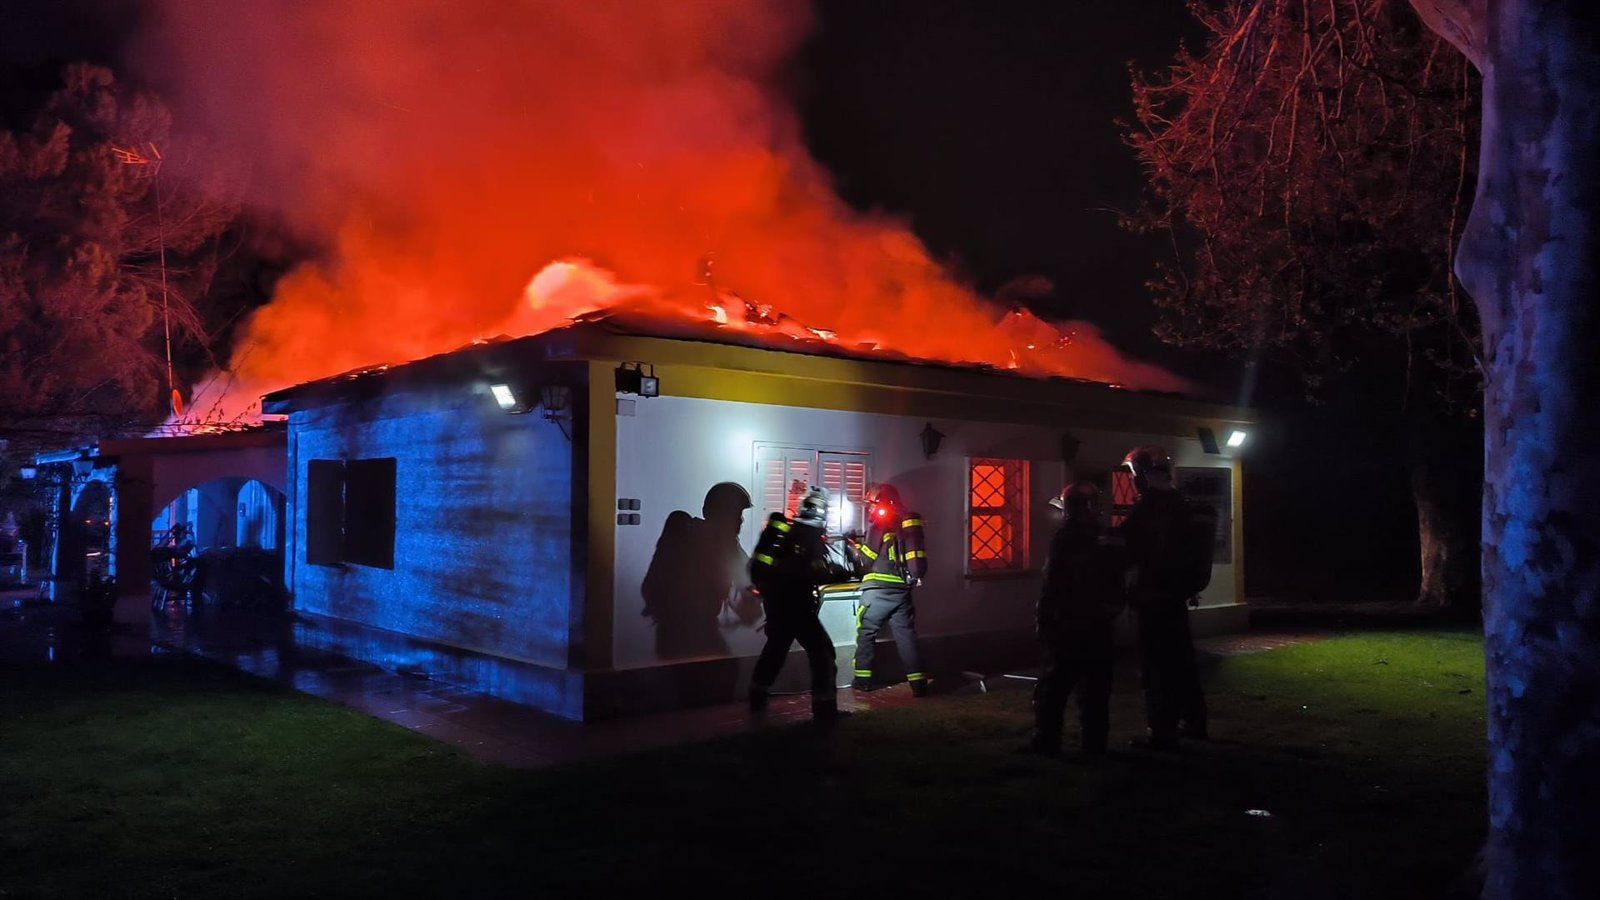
[919,422,946,460]
[615,363,659,398]
[491,381,574,439]
[539,385,571,422]
[1060,430,1082,462]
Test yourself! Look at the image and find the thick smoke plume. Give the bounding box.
[139,0,1186,420]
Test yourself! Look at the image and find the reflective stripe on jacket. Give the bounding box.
[855,513,927,586]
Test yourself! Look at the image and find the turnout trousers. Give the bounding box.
[1033,625,1115,753]
[1134,601,1207,740]
[852,585,925,684]
[751,596,837,697]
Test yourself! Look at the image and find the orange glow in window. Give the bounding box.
[968,458,1029,572]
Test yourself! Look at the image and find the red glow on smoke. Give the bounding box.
[141,1,1187,425]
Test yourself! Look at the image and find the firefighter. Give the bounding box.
[1030,480,1127,756]
[748,487,851,720]
[1121,445,1212,750]
[847,483,930,696]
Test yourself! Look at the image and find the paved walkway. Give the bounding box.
[3,593,1329,769]
[163,604,955,768]
[2,597,939,768]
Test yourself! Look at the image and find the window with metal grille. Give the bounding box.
[1110,469,1139,528]
[967,458,1029,573]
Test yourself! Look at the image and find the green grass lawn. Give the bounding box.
[0,629,1485,898]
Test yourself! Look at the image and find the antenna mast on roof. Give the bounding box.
[113,142,180,419]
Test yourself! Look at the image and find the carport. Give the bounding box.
[28,427,287,617]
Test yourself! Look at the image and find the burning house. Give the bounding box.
[262,314,1253,721]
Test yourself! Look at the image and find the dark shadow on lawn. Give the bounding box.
[0,630,1485,899]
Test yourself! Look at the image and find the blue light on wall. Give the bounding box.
[288,382,577,683]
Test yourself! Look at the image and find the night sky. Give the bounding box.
[802,0,1199,367]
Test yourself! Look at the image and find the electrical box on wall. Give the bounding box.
[616,498,641,525]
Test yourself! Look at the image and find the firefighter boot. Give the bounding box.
[1022,734,1062,758]
[812,695,851,724]
[908,673,930,697]
[748,685,770,714]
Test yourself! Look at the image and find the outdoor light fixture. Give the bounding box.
[490,383,519,410]
[919,422,946,460]
[18,466,36,480]
[1227,430,1248,449]
[1197,427,1221,455]
[489,383,537,415]
[1060,430,1082,462]
[539,384,571,418]
[615,363,659,398]
[536,384,575,441]
[71,457,94,478]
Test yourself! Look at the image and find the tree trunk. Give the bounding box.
[1448,2,1600,896]
[1409,414,1483,609]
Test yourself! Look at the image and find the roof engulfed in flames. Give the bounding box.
[144,1,1188,432]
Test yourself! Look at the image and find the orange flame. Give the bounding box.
[143,1,1187,426]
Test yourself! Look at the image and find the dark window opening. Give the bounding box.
[305,457,396,569]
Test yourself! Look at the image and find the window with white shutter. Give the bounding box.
[755,444,870,536]
[818,451,869,535]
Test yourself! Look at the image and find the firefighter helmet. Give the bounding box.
[1122,445,1173,477]
[1123,445,1174,493]
[864,483,903,523]
[1050,480,1101,519]
[796,486,829,526]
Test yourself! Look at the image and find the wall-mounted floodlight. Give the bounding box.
[1196,427,1220,455]
[1227,430,1248,449]
[490,383,538,415]
[18,466,37,480]
[615,363,659,398]
[491,383,520,410]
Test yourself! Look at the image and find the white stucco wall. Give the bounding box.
[612,394,1239,670]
